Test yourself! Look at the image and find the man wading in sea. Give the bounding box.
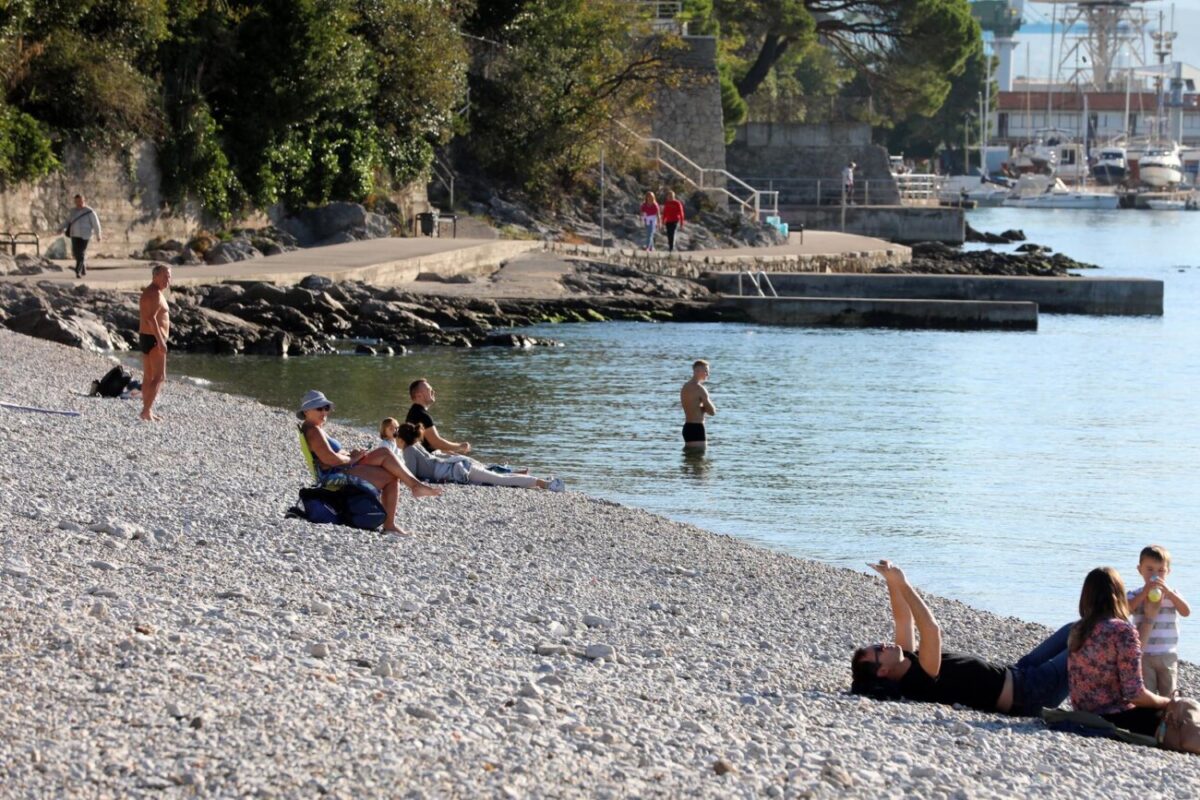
[138,264,171,421]
[680,359,715,449]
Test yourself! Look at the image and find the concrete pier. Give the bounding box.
[707,272,1163,316]
[716,296,1038,331]
[777,206,965,245]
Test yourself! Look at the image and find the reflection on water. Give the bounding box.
[170,208,1200,659]
[680,449,713,480]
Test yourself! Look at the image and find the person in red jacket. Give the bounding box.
[661,190,685,252]
[639,191,660,251]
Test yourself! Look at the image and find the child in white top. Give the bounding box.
[379,417,401,457]
[1127,544,1191,695]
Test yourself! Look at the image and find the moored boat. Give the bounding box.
[1002,175,1120,209]
[937,174,1012,207]
[1137,143,1184,188]
[1145,198,1186,210]
[1091,147,1127,186]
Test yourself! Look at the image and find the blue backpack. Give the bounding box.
[291,475,386,531]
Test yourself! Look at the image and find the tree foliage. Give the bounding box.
[701,0,981,146]
[0,0,468,217]
[466,0,678,196]
[0,0,984,211]
[885,47,992,158]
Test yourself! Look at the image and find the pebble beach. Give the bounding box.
[2,327,1199,798]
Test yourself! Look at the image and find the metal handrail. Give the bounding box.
[615,121,778,220]
[737,176,920,207]
[638,1,685,32]
[735,271,778,298]
[430,155,456,209]
[0,231,39,256]
[14,232,39,256]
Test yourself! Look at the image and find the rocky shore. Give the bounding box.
[883,241,1100,278]
[1,236,1105,356]
[2,327,1197,797]
[0,263,726,355]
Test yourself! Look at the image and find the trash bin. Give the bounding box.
[417,211,439,236]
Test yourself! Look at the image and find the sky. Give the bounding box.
[991,0,1200,81]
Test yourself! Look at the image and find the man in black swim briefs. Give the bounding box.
[138,264,171,421]
[679,359,715,449]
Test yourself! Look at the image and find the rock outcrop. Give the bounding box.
[0,263,726,355]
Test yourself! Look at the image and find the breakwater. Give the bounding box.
[706,272,1164,316]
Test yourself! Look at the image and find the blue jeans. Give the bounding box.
[644,218,657,249]
[1010,622,1074,716]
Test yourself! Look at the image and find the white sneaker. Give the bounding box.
[547,478,566,493]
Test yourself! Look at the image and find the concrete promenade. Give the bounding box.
[4,238,543,291]
[3,230,906,294]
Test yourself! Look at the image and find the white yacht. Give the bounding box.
[1002,175,1120,209]
[937,173,1012,207]
[1011,139,1058,175]
[1011,129,1072,176]
[1138,144,1184,188]
[1091,146,1127,186]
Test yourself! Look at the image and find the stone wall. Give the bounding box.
[777,206,964,245]
[726,122,900,205]
[545,241,910,276]
[0,141,429,257]
[649,36,726,174]
[0,142,204,257]
[736,123,872,149]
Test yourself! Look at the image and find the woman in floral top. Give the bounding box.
[1068,567,1172,736]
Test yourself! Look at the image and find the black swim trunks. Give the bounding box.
[682,422,706,442]
[139,334,159,354]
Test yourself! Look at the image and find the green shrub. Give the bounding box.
[0,105,58,185]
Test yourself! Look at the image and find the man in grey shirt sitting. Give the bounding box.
[64,194,102,278]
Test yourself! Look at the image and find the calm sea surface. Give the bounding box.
[170,207,1200,659]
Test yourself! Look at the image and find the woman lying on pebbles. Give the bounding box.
[298,390,441,535]
[850,560,1073,716]
[391,421,565,492]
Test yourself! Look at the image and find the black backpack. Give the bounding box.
[91,365,133,398]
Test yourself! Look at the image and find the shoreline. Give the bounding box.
[2,327,1198,795]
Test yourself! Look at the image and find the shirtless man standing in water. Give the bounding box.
[680,359,716,448]
[138,264,171,421]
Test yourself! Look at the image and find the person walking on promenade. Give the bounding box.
[640,191,661,251]
[842,162,856,205]
[850,560,1074,717]
[680,359,715,449]
[405,378,470,455]
[661,190,685,253]
[138,264,171,422]
[63,194,101,278]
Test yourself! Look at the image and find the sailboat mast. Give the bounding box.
[983,45,991,176]
[1025,43,1031,139]
[1124,64,1131,138]
[1047,1,1057,120]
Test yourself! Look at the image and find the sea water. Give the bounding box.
[171,207,1200,659]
